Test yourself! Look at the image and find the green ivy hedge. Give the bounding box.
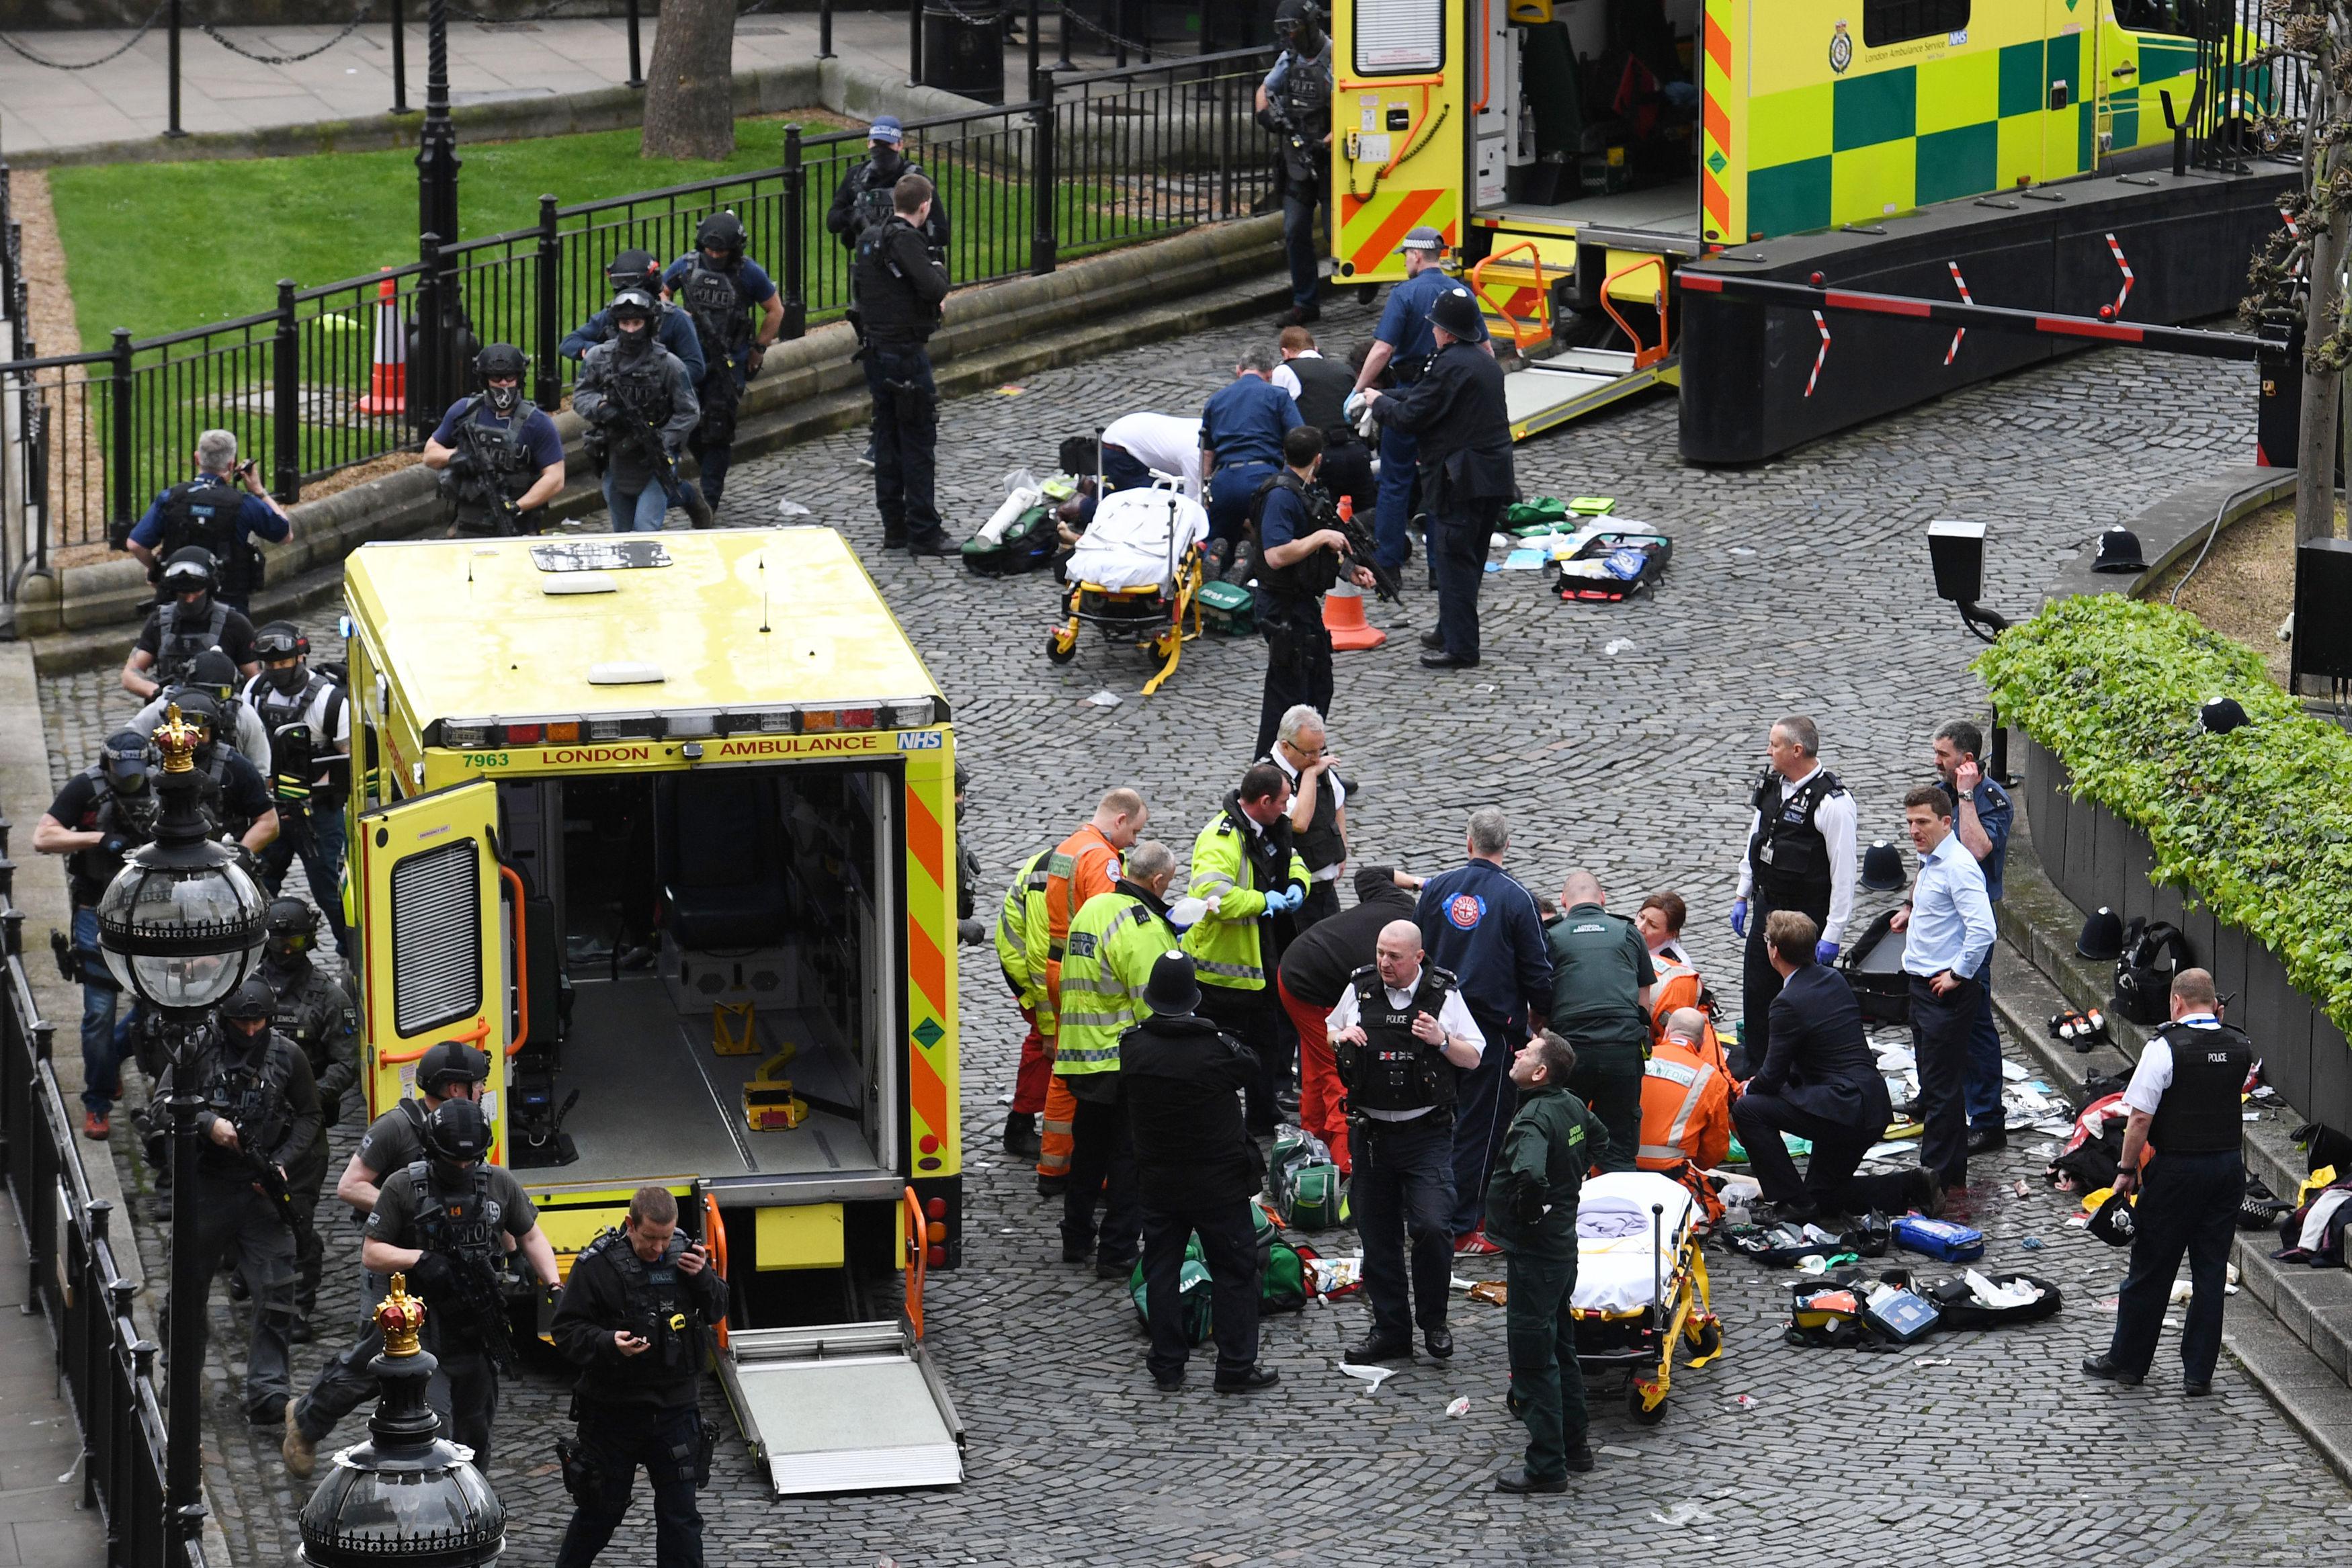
[1976,595,2352,1035]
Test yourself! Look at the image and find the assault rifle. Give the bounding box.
[446,422,528,535]
[232,1145,300,1232]
[1331,495,1401,603]
[415,1248,518,1373]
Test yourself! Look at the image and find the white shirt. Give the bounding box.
[1325,971,1486,1122]
[2119,1013,2220,1116]
[1268,350,1325,404]
[1099,412,1204,501]
[1263,748,1346,879]
[1732,763,1858,945]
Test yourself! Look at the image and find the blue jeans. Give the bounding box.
[1204,460,1278,545]
[257,804,351,956]
[603,472,671,532]
[1282,179,1327,309]
[1962,949,2004,1132]
[73,907,138,1117]
[1353,1113,1458,1341]
[1374,421,1418,570]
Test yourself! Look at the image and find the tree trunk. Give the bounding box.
[641,0,736,161]
[2298,52,2341,546]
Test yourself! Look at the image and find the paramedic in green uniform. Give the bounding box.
[1485,1030,1605,1493]
[1544,869,1654,1173]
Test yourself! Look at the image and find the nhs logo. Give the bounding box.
[897,731,944,750]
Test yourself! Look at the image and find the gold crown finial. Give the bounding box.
[376,1272,427,1357]
[152,703,200,775]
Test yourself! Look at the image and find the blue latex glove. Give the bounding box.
[1263,886,1303,915]
[1729,898,1749,939]
[1816,940,1840,965]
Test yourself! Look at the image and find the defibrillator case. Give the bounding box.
[1862,1287,1941,1344]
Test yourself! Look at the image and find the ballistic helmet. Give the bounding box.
[475,342,527,382]
[605,248,661,291]
[161,547,218,595]
[265,897,319,957]
[184,649,240,702]
[696,210,747,259]
[168,688,223,734]
[1429,286,1483,340]
[417,1039,490,1097]
[421,1097,494,1166]
[252,621,310,662]
[608,288,659,326]
[219,977,276,1022]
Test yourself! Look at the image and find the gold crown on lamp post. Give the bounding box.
[376,1272,427,1357]
[151,703,201,774]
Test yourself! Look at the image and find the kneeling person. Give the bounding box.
[552,1186,729,1568]
[1486,1031,1605,1493]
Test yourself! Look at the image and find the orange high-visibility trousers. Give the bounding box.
[1038,1072,1076,1178]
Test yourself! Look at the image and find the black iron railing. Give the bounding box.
[2195,0,2313,171]
[0,46,1276,597]
[0,821,210,1568]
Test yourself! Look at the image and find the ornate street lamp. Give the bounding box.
[93,705,269,1557]
[298,1276,507,1567]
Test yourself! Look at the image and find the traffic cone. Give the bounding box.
[353,271,407,416]
[1325,584,1385,650]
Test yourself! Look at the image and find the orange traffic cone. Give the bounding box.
[1326,585,1385,650]
[353,271,407,416]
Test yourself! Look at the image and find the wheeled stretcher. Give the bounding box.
[1570,1172,1723,1424]
[1045,484,1208,695]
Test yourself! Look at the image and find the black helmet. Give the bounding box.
[218,976,276,1023]
[169,688,223,734]
[265,897,319,956]
[474,342,526,382]
[2090,526,2146,574]
[608,288,659,325]
[696,210,747,258]
[161,547,217,595]
[1429,284,1483,340]
[1859,840,1906,893]
[100,730,152,791]
[2087,1191,2137,1247]
[417,1039,491,1097]
[184,648,239,699]
[252,621,310,662]
[605,247,661,292]
[421,1097,494,1168]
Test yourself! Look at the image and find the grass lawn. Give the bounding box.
[47,112,855,350]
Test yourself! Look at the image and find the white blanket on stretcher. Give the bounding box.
[1571,1172,1697,1314]
[1065,488,1209,592]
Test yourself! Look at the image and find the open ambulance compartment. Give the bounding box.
[482,758,966,1492]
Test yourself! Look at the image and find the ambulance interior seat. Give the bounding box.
[654,772,790,950]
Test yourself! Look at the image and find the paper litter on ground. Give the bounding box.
[2002,1060,2029,1082]
[1307,1257,1362,1295]
[1863,1141,1913,1162]
[1964,1270,2043,1310]
[1503,548,1547,570]
[1338,1362,1394,1395]
[1445,1397,1471,1417]
[1086,690,1122,707]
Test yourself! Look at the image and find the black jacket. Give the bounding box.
[1277,868,1417,1010]
[1122,1012,1260,1209]
[1370,338,1514,512]
[853,217,950,347]
[826,152,951,255]
[1755,963,1890,1131]
[551,1229,730,1409]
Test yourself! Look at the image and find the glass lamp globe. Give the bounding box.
[94,851,269,1011]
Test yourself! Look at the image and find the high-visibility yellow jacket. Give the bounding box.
[995,849,1056,1035]
[1055,885,1180,1075]
[1182,801,1308,992]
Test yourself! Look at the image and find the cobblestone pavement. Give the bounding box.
[38,295,2343,1565]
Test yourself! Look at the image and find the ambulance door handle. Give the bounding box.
[2111,63,2138,78]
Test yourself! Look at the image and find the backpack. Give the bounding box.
[2111,918,2190,1026]
[2044,1092,2129,1194]
[1250,1203,1308,1313]
[959,503,1058,576]
[1127,1237,1214,1344]
[2276,1178,2352,1266]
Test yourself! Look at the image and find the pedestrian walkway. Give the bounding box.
[0,1187,107,1568]
[0,10,1175,156]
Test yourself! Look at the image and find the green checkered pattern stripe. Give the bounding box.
[1741,35,2189,239]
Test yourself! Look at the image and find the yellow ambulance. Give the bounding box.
[339,528,966,1493]
[1327,0,2262,436]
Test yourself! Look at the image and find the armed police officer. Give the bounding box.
[1727,715,1855,1077]
[133,647,271,773]
[1362,282,1511,670]
[1250,426,1374,758]
[562,249,706,386]
[34,731,157,1140]
[2083,968,2249,1398]
[853,173,955,557]
[122,548,259,700]
[1329,918,1484,1364]
[148,688,280,856]
[285,1039,489,1477]
[423,344,568,536]
[552,1184,728,1568]
[259,898,358,1336]
[1486,1030,1605,1492]
[663,211,783,516]
[1545,869,1654,1174]
[1258,3,1333,329]
[157,977,319,1424]
[1347,228,1492,576]
[125,428,290,611]
[241,622,352,952]
[360,1098,558,1464]
[573,290,706,533]
[830,116,949,470]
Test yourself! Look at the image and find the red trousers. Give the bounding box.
[1012,1006,1052,1116]
[1277,973,1350,1175]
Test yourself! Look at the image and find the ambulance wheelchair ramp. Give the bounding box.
[718,1320,965,1494]
[1505,347,1678,442]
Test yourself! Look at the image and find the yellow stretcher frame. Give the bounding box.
[1570,1222,1723,1422]
[1044,544,1206,697]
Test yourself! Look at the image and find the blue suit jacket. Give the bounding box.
[1755,963,1891,1131]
